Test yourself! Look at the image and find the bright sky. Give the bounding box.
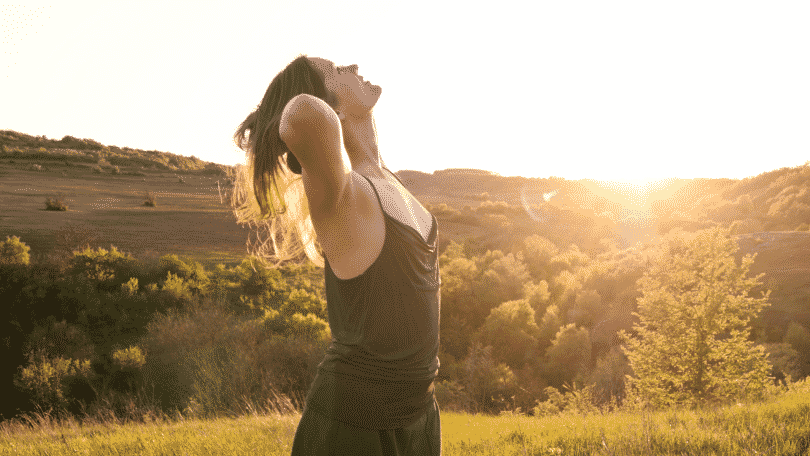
[2,1,809,186]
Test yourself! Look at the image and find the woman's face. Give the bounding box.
[308,57,381,118]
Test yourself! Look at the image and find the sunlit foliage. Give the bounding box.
[621,226,772,408]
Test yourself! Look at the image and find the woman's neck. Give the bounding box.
[341,111,385,178]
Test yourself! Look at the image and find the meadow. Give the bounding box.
[1,376,809,455]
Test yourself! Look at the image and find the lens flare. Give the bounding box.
[520,183,558,223]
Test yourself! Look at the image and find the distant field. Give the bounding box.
[0,162,248,270]
[0,160,511,268]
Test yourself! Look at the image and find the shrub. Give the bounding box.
[461,341,522,415]
[434,379,474,413]
[0,235,31,266]
[92,166,102,174]
[112,165,120,175]
[143,191,156,207]
[158,271,197,308]
[260,307,330,343]
[112,345,146,370]
[13,351,95,414]
[796,222,810,231]
[532,383,600,417]
[108,345,147,393]
[122,277,139,296]
[156,254,211,297]
[67,244,142,293]
[138,301,327,418]
[45,196,68,211]
[23,317,96,362]
[763,342,803,384]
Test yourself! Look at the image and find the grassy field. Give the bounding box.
[0,162,248,271]
[1,379,808,455]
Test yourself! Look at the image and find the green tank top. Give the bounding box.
[304,168,441,430]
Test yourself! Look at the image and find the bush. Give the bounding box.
[45,196,68,211]
[13,351,95,414]
[138,301,327,418]
[532,383,600,417]
[434,379,474,413]
[156,254,211,297]
[122,277,139,296]
[796,222,810,231]
[23,317,96,362]
[0,235,31,266]
[92,166,102,174]
[143,192,156,207]
[260,307,330,343]
[112,165,120,175]
[461,341,522,415]
[67,244,142,294]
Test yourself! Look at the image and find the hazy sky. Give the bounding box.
[2,1,808,185]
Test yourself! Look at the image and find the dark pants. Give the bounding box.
[290,395,441,455]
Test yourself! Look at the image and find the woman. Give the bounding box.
[233,54,442,455]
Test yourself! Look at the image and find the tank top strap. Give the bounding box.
[356,171,385,212]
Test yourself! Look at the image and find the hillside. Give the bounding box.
[2,128,810,333]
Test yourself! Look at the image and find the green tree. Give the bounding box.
[620,226,772,408]
[544,323,591,389]
[536,304,562,353]
[472,250,531,316]
[471,299,541,371]
[438,254,480,361]
[522,234,559,282]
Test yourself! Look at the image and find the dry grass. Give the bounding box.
[1,379,809,455]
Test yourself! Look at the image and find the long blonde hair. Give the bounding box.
[229,156,323,269]
[230,54,336,270]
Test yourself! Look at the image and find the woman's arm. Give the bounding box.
[279,94,353,219]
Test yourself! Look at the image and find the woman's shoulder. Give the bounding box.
[312,171,386,281]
